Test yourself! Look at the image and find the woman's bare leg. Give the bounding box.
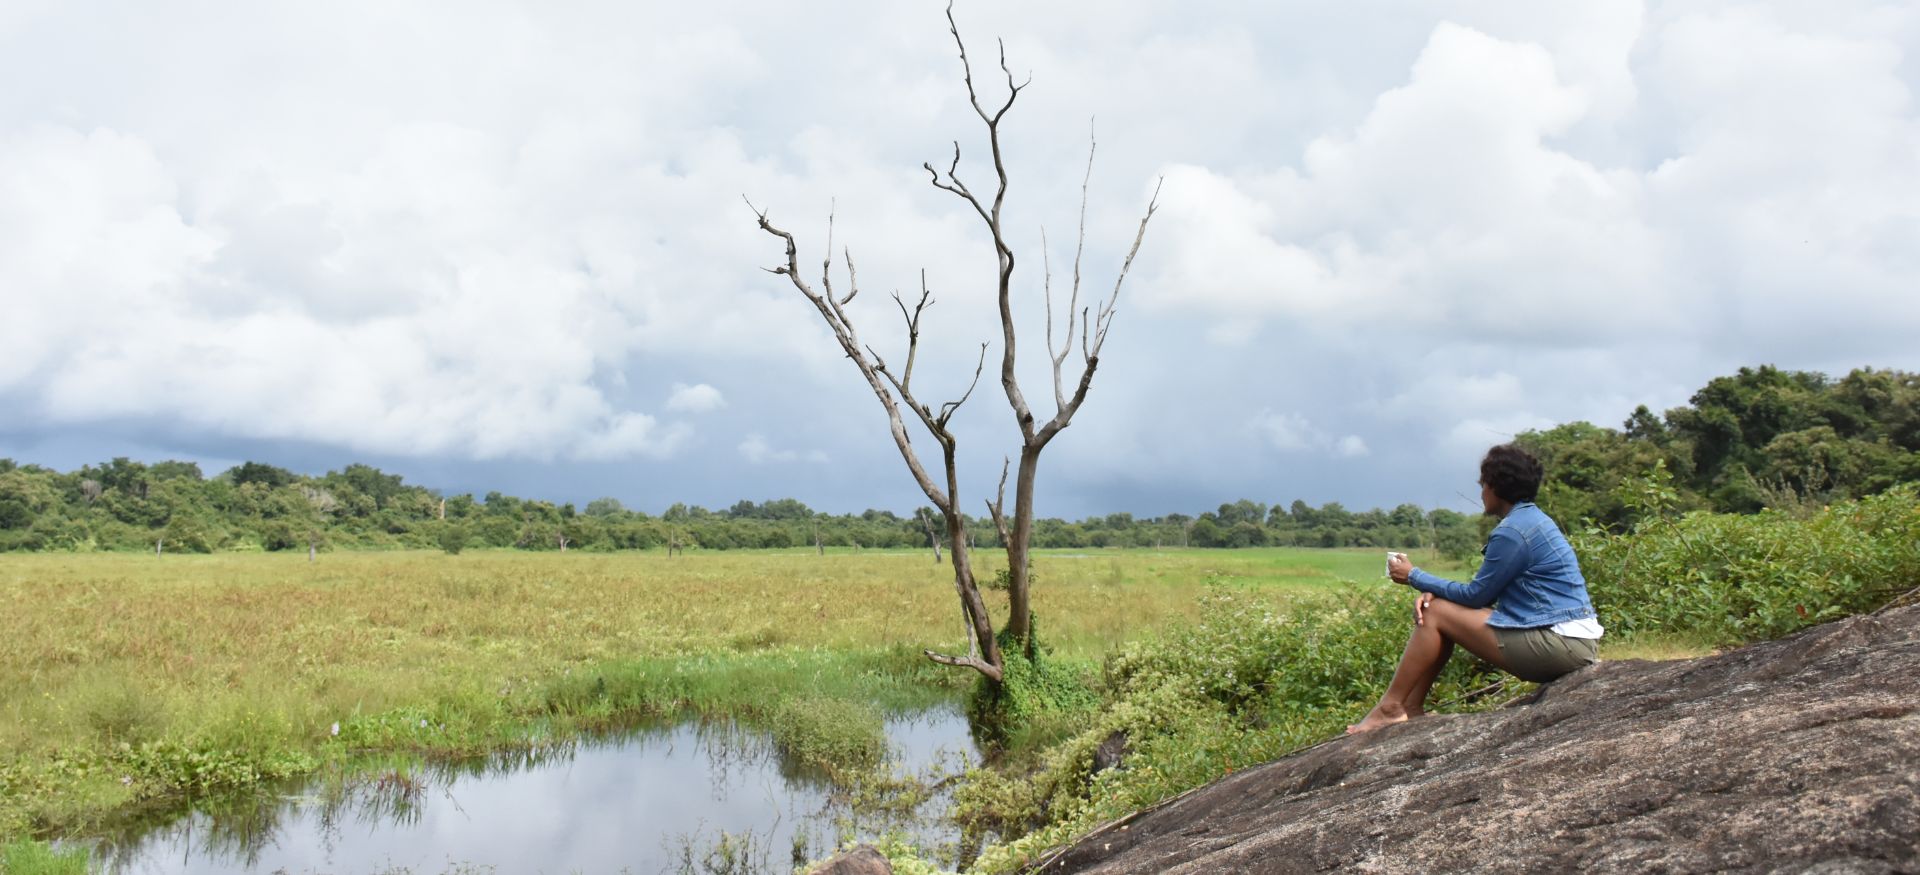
[1404,639,1452,718]
[1347,597,1507,734]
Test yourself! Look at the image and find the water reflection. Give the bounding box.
[92,707,979,875]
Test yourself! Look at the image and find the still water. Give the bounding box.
[92,707,979,875]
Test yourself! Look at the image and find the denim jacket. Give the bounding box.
[1406,502,1597,629]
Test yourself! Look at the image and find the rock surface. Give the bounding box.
[1038,604,1920,874]
[809,843,893,875]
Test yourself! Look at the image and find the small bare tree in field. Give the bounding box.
[750,3,1159,684]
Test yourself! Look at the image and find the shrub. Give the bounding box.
[438,523,470,555]
[1577,484,1920,644]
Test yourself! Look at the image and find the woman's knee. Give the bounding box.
[1426,599,1494,637]
[1423,597,1475,624]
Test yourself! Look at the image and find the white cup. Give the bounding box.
[1384,551,1406,578]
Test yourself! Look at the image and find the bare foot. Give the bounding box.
[1345,703,1409,735]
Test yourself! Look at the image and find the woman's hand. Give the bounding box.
[1412,592,1435,626]
[1387,552,1413,583]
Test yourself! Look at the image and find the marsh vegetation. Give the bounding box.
[0,547,1435,869]
[4,479,1914,873]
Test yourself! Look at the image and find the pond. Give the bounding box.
[87,706,981,875]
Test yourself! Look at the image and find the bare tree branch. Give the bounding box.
[1036,176,1163,448]
[1091,176,1164,358]
[821,199,836,304]
[1050,123,1095,410]
[925,143,992,228]
[839,248,859,307]
[748,201,953,511]
[987,457,1011,546]
[1042,226,1058,404]
[923,648,1003,681]
[937,343,989,426]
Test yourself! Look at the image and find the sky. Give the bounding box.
[2,0,1917,518]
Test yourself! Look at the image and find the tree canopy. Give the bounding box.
[1520,366,1920,529]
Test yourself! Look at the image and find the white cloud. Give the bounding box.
[738,434,827,466]
[0,0,1916,514]
[1253,411,1369,459]
[1255,412,1316,451]
[0,124,696,462]
[1142,10,1920,361]
[1143,22,1672,345]
[666,383,726,413]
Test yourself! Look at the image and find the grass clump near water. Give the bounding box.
[0,839,89,875]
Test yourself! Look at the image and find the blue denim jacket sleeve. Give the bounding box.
[1406,527,1525,608]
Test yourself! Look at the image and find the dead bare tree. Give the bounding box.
[750,2,1159,682]
[920,508,943,563]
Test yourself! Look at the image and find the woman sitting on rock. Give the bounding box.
[1348,443,1603,734]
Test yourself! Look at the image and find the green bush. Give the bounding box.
[968,616,1098,743]
[437,523,470,555]
[1578,484,1920,644]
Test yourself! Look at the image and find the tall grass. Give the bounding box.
[0,547,1401,843]
[0,839,88,875]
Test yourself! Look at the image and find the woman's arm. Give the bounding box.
[1404,527,1525,608]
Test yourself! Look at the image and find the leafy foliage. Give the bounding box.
[1523,366,1920,530]
[968,617,1100,740]
[1577,483,1920,644]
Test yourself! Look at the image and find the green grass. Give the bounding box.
[0,546,1421,845]
[0,839,89,875]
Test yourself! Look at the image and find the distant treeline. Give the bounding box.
[1519,366,1920,530]
[1,365,1913,555]
[0,456,1483,556]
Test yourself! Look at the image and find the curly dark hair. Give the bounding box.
[1480,443,1544,504]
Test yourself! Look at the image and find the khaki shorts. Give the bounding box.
[1494,626,1599,682]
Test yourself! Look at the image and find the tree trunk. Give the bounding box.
[155,539,162,556]
[1005,447,1042,644]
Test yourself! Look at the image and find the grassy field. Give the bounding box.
[0,546,1437,846]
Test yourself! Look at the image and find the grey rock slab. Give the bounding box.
[1037,605,1920,874]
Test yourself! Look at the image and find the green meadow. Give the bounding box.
[0,546,1444,848]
